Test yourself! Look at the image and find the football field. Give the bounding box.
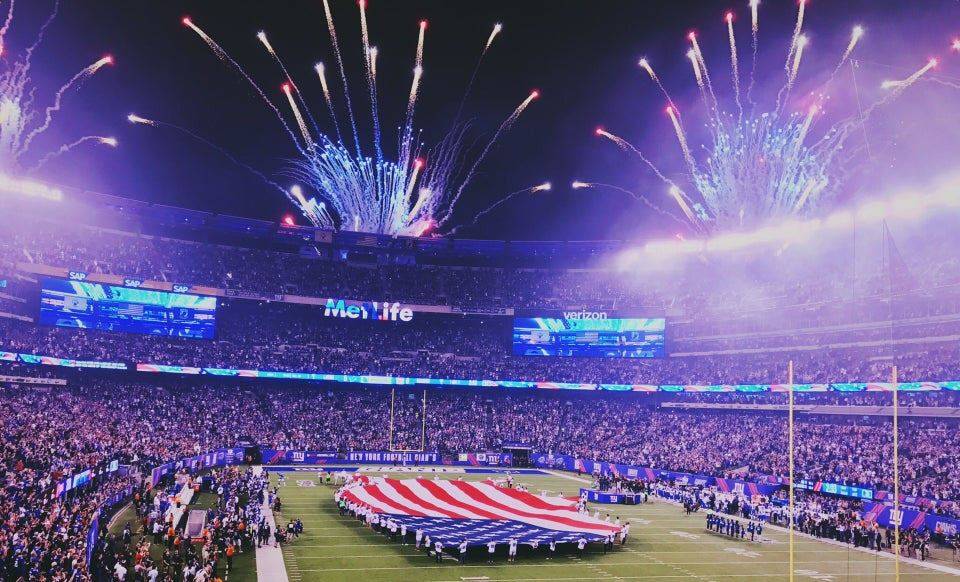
[268,467,958,582]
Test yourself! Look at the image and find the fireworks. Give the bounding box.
[0,3,114,175]
[572,180,689,228]
[149,2,534,236]
[448,182,550,235]
[600,1,937,230]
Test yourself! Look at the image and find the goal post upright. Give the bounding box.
[788,359,795,582]
[893,365,900,581]
[388,388,396,451]
[420,389,427,453]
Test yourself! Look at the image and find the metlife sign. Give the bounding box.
[323,298,414,322]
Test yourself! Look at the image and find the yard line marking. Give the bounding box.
[294,558,946,571]
[541,470,592,484]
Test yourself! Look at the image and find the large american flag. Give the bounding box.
[338,477,622,546]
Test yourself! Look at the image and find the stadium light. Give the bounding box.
[635,174,960,258]
[0,173,63,201]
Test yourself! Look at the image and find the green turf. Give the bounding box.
[262,468,959,582]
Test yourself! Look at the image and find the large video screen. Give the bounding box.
[39,278,217,339]
[512,311,666,358]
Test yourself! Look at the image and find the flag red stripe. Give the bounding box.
[416,479,505,521]
[448,480,619,533]
[381,479,470,519]
[355,484,429,517]
[494,485,578,511]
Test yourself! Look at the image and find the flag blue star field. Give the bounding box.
[338,477,622,546]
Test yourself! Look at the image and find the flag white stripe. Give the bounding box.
[435,480,617,535]
[401,479,492,519]
[378,479,476,519]
[344,478,620,537]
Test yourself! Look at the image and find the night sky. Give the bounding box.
[17,0,960,241]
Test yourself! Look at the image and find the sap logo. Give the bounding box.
[563,310,608,320]
[124,278,143,288]
[324,298,413,322]
[68,271,87,281]
[172,284,190,294]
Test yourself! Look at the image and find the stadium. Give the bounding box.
[2,0,960,581]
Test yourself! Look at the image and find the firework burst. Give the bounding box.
[0,1,115,175]
[600,1,937,231]
[147,2,536,236]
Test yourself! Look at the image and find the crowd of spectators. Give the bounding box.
[3,379,960,510]
[94,466,270,581]
[5,196,960,577]
[0,375,959,577]
[4,207,960,321]
[5,312,960,385]
[4,197,960,388]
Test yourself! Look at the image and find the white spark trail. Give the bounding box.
[29,135,115,172]
[19,56,112,156]
[448,182,550,234]
[747,0,760,106]
[726,13,743,118]
[441,91,539,224]
[573,180,690,228]
[321,0,362,155]
[183,18,305,155]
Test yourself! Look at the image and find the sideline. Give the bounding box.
[761,519,960,578]
[542,469,592,484]
[655,495,960,578]
[254,467,290,582]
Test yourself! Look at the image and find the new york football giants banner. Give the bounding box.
[260,449,339,465]
[150,447,244,486]
[534,453,781,496]
[445,452,514,467]
[345,451,440,464]
[863,502,960,535]
[338,476,621,546]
